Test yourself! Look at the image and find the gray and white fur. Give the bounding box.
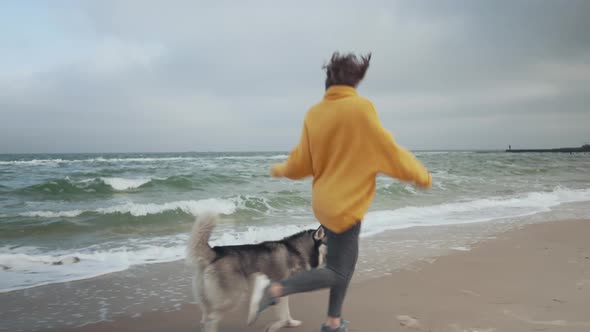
[186,213,327,332]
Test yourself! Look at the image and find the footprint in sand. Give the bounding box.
[460,289,481,297]
[399,316,495,332]
[503,310,590,328]
[575,279,590,289]
[449,324,495,332]
[397,315,424,330]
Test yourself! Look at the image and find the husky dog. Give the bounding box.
[186,213,328,332]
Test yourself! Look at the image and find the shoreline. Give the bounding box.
[6,198,590,296]
[3,186,589,297]
[2,216,589,331]
[1,211,531,293]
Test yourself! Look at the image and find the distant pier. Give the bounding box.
[506,144,590,153]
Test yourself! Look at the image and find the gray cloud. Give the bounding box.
[1,0,589,153]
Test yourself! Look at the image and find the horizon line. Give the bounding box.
[0,148,507,155]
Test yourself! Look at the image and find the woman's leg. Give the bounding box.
[325,223,360,319]
[279,223,360,302]
[248,222,361,328]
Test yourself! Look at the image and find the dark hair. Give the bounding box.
[323,52,372,89]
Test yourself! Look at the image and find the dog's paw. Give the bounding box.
[266,319,301,332]
[265,323,281,332]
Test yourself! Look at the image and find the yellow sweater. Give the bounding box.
[272,85,431,233]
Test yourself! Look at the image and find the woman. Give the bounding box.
[248,52,432,332]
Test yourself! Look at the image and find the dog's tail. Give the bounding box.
[185,212,218,267]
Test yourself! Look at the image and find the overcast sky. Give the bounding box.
[1,0,589,153]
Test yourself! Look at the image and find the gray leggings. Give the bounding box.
[280,222,360,317]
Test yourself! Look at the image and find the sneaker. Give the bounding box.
[321,320,349,332]
[247,274,277,325]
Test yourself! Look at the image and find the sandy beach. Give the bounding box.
[17,218,585,332]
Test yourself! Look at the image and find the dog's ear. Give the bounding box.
[313,226,326,241]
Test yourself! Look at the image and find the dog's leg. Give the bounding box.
[203,310,221,332]
[200,305,208,329]
[266,297,302,332]
[192,276,200,303]
[282,296,302,328]
[192,275,209,328]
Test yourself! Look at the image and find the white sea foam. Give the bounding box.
[99,177,152,190]
[19,194,287,219]
[361,187,590,237]
[210,224,310,246]
[20,210,85,218]
[0,242,189,293]
[0,159,68,166]
[95,199,237,217]
[20,198,238,218]
[230,195,278,212]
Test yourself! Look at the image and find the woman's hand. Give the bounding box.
[270,163,285,177]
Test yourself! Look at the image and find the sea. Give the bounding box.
[1,151,589,294]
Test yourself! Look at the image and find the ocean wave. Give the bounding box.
[15,187,590,225]
[0,195,310,239]
[414,151,451,155]
[20,198,238,218]
[0,157,194,166]
[0,154,288,166]
[16,175,201,196]
[19,210,85,218]
[213,154,288,160]
[98,199,238,217]
[15,192,309,220]
[231,195,278,213]
[361,186,590,236]
[17,177,147,195]
[99,177,152,190]
[0,159,70,166]
[18,178,107,195]
[376,181,420,195]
